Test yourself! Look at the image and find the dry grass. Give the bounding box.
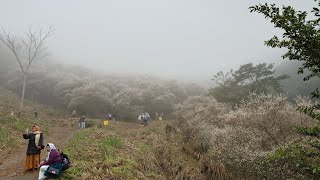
[62,119,224,179]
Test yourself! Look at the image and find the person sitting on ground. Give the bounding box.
[38,143,62,180]
[23,125,44,172]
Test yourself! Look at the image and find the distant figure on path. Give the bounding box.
[143,112,150,126]
[155,112,159,120]
[159,112,164,120]
[108,113,112,121]
[10,110,15,117]
[112,113,116,121]
[23,125,44,172]
[71,109,77,120]
[34,109,38,118]
[138,113,143,126]
[79,115,86,128]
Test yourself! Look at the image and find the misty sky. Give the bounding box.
[0,0,314,81]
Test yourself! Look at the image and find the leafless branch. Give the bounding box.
[0,26,26,73]
[0,25,55,74]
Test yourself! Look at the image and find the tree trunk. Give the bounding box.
[20,73,27,114]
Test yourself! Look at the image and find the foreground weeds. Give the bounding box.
[62,120,211,179]
[62,124,138,179]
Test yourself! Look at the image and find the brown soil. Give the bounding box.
[0,119,76,180]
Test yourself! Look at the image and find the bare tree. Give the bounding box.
[0,25,54,113]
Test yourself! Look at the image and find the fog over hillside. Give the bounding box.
[0,0,314,82]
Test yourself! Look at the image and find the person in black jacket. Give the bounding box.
[23,125,44,172]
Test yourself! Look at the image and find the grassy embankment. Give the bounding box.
[0,87,62,153]
[62,119,201,180]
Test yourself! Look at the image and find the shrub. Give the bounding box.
[172,94,317,179]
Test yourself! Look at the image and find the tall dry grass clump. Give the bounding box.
[172,94,317,179]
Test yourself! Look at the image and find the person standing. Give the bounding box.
[34,109,38,118]
[71,110,77,120]
[108,113,112,121]
[23,125,44,172]
[79,116,86,128]
[143,113,148,126]
[155,112,159,120]
[112,113,116,121]
[159,112,164,120]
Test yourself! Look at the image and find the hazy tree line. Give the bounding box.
[209,62,289,105]
[1,48,318,120]
[276,61,320,101]
[209,62,320,105]
[0,55,205,119]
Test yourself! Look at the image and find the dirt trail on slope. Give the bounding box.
[0,119,76,180]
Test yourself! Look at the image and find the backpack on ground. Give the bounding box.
[60,152,71,171]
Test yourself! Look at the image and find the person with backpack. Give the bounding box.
[23,125,44,172]
[38,143,62,180]
[143,112,149,126]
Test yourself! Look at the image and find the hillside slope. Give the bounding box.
[62,120,205,180]
[0,87,77,179]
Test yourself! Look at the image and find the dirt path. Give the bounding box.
[0,120,76,180]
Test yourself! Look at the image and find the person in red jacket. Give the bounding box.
[38,143,62,180]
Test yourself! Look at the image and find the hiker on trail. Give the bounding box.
[108,113,112,121]
[142,112,150,126]
[23,125,44,172]
[138,113,143,126]
[145,112,150,121]
[159,112,164,120]
[79,116,86,128]
[38,143,62,180]
[34,109,38,118]
[71,109,77,120]
[112,113,116,121]
[155,112,159,120]
[10,110,15,117]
